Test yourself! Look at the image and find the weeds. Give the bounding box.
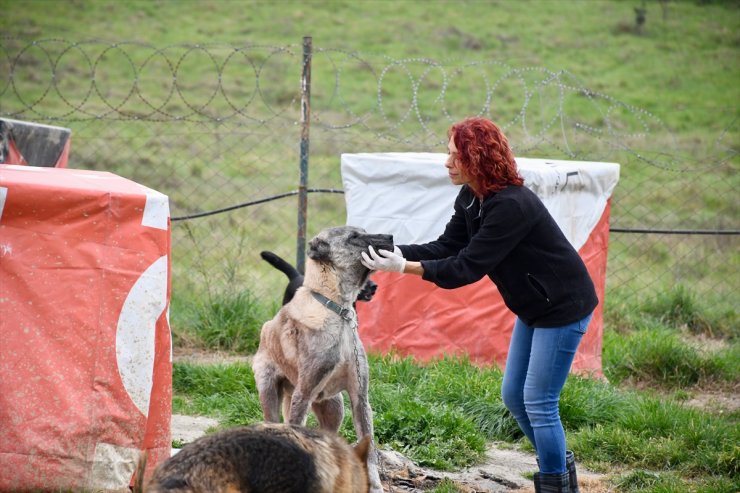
[641,285,737,339]
[172,362,262,421]
[570,396,738,480]
[173,290,270,353]
[169,281,738,491]
[603,326,725,387]
[603,285,739,389]
[374,398,485,469]
[430,478,467,493]
[172,355,738,488]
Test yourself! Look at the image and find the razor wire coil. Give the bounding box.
[1,37,737,309]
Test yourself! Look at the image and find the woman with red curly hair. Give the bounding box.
[362,116,597,493]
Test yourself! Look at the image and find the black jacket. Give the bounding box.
[398,185,598,327]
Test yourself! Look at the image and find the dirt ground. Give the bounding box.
[170,412,610,493]
[171,348,613,492]
[172,346,736,492]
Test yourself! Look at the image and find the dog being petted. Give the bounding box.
[252,226,393,493]
[144,423,370,493]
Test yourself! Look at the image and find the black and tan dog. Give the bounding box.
[143,423,371,493]
[253,226,393,493]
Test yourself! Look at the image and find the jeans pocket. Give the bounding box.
[575,313,593,335]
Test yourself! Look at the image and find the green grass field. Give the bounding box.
[169,288,739,491]
[2,2,738,491]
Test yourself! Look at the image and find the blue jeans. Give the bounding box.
[501,313,592,474]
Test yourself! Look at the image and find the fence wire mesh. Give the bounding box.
[1,38,737,312]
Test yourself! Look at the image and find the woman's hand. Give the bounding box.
[361,246,406,273]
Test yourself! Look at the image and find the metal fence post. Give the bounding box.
[296,35,312,274]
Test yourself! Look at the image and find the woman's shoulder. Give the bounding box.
[496,184,541,201]
[483,185,544,212]
[483,184,527,201]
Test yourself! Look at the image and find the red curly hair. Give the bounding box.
[448,117,523,194]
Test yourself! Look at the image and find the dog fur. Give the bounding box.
[143,423,371,493]
[252,226,393,493]
[260,250,377,306]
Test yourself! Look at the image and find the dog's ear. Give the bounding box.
[353,435,372,463]
[307,237,331,262]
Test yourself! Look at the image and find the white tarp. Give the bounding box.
[341,152,620,374]
[342,153,619,251]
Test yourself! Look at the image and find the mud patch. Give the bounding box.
[173,346,252,366]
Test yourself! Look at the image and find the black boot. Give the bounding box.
[565,450,580,493]
[533,471,570,493]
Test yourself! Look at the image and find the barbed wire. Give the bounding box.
[2,37,736,172]
[1,37,737,309]
[1,37,302,123]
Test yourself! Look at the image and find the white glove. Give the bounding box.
[361,245,406,273]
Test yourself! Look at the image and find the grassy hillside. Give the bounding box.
[2,0,737,305]
[3,0,737,299]
[2,2,738,491]
[3,0,738,131]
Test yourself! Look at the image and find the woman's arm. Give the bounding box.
[421,195,531,289]
[403,261,424,276]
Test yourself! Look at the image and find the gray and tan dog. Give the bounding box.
[252,225,393,493]
[144,423,371,493]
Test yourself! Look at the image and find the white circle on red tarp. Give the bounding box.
[116,255,168,416]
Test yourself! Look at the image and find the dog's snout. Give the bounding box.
[373,234,394,252]
[366,234,393,251]
[351,232,394,252]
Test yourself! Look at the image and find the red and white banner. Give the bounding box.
[0,165,171,491]
[341,153,619,376]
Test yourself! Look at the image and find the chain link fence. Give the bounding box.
[1,37,737,313]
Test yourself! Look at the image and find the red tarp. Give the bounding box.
[0,165,171,491]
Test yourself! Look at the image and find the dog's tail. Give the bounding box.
[260,251,302,281]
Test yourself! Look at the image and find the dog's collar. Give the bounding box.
[311,291,354,322]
